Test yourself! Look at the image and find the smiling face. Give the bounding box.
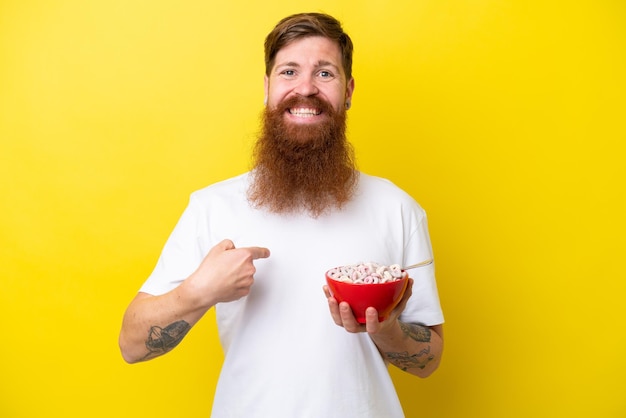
[249,33,358,217]
[264,36,355,128]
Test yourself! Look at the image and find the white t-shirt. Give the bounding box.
[140,172,444,418]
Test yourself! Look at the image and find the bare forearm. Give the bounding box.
[370,322,443,378]
[118,285,210,363]
[119,241,270,363]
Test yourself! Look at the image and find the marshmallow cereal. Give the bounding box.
[327,262,408,284]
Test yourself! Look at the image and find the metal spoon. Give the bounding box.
[403,259,433,270]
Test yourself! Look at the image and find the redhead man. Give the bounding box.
[119,12,444,418]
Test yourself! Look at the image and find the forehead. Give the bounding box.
[273,36,343,70]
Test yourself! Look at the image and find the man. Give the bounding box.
[119,12,444,417]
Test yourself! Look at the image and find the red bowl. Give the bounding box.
[325,269,409,324]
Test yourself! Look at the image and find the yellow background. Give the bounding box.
[1,1,624,417]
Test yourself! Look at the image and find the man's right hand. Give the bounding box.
[119,239,270,363]
[182,239,271,308]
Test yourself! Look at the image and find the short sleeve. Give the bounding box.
[399,208,445,326]
[139,195,207,296]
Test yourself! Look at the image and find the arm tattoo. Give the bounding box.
[386,322,434,371]
[399,322,431,342]
[386,348,434,371]
[143,320,190,360]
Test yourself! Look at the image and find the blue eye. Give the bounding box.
[319,71,332,78]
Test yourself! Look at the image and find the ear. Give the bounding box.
[264,75,269,104]
[345,77,355,103]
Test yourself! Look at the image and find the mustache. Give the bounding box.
[275,95,335,115]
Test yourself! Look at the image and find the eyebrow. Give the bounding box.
[275,60,341,72]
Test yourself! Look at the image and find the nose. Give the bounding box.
[294,75,319,97]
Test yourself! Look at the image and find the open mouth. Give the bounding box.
[288,107,322,118]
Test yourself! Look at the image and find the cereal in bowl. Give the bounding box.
[327,262,408,284]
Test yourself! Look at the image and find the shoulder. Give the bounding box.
[189,172,250,202]
[357,172,424,209]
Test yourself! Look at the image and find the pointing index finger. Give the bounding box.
[246,246,271,260]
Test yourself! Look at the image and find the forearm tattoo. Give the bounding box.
[143,320,190,360]
[399,321,431,342]
[386,322,435,371]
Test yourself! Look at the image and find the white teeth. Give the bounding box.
[289,108,321,117]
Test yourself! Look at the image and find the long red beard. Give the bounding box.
[247,96,358,217]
